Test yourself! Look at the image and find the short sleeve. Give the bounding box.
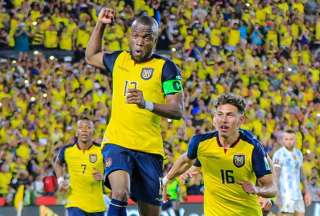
[161,60,183,96]
[187,135,201,160]
[252,143,272,178]
[57,146,67,164]
[272,151,281,167]
[102,51,122,73]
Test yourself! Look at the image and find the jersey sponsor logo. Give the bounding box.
[89,154,97,163]
[233,154,245,168]
[105,157,112,168]
[141,68,154,80]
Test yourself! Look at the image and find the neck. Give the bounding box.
[78,140,92,150]
[219,131,240,148]
[285,146,294,151]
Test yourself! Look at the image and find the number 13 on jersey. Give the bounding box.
[124,81,138,96]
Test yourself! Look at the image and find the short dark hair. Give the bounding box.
[215,93,246,114]
[284,129,295,134]
[132,15,159,37]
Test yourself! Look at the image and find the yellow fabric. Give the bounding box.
[16,144,31,162]
[102,51,170,157]
[0,172,12,195]
[76,29,90,48]
[196,134,264,216]
[62,144,105,212]
[316,19,320,40]
[60,31,73,50]
[14,185,24,212]
[210,29,221,46]
[228,29,240,46]
[44,30,58,48]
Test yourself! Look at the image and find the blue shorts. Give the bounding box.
[66,207,105,216]
[102,144,163,206]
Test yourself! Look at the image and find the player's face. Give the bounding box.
[77,120,94,143]
[282,132,296,150]
[213,104,244,137]
[130,23,157,62]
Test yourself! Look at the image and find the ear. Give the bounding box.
[239,115,245,124]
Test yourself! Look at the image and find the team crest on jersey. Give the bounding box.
[141,68,154,80]
[233,154,245,168]
[105,157,112,168]
[89,154,97,163]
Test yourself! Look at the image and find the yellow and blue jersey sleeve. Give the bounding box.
[160,57,183,96]
[102,52,182,155]
[187,132,218,160]
[102,51,122,73]
[240,129,272,178]
[57,144,74,164]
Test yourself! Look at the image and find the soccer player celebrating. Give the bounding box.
[273,129,311,216]
[85,7,183,216]
[54,117,105,216]
[163,93,276,216]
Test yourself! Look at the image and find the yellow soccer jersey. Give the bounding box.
[188,129,271,216]
[57,143,105,212]
[101,51,183,156]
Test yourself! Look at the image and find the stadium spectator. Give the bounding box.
[14,23,30,52]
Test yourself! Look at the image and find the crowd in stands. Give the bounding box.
[0,0,319,209]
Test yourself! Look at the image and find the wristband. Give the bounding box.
[145,101,154,111]
[162,176,169,185]
[57,177,64,186]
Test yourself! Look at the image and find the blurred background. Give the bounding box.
[0,0,319,215]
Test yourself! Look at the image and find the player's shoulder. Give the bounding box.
[190,131,218,144]
[152,54,179,68]
[104,50,124,59]
[294,147,303,157]
[92,142,102,149]
[239,129,263,148]
[57,142,76,162]
[152,53,171,62]
[59,143,76,152]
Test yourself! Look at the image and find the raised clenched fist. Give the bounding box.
[98,7,115,24]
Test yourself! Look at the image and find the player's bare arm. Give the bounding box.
[85,7,115,69]
[179,165,201,182]
[126,89,183,119]
[92,167,104,181]
[238,174,276,198]
[239,155,276,198]
[54,159,69,193]
[163,153,194,185]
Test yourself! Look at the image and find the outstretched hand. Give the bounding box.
[237,181,258,195]
[58,180,69,194]
[92,168,103,181]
